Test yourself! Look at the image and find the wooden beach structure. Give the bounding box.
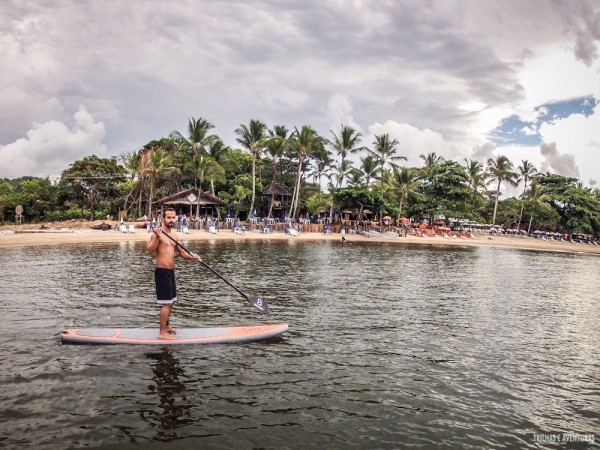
[153,188,226,219]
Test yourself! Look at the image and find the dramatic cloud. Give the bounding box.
[539,142,580,178]
[0,106,107,178]
[1,0,599,187]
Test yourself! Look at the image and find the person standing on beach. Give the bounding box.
[147,207,200,340]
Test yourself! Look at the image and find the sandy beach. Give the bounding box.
[1,220,599,255]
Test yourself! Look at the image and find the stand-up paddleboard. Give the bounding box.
[61,323,288,345]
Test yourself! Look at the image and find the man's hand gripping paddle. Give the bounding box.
[160,230,269,314]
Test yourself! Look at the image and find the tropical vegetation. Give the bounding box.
[1,117,599,238]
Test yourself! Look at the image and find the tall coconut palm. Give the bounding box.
[121,151,144,217]
[329,158,353,188]
[143,146,173,219]
[205,138,229,196]
[517,160,537,230]
[266,125,289,186]
[358,154,380,189]
[310,154,334,186]
[420,152,444,186]
[369,134,406,197]
[346,169,364,187]
[288,125,326,218]
[235,119,268,216]
[328,125,364,167]
[392,166,420,221]
[523,181,548,233]
[463,158,485,207]
[170,117,216,187]
[196,155,226,196]
[486,155,519,226]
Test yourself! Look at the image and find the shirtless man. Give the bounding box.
[147,207,200,339]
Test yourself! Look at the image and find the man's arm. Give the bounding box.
[147,229,161,255]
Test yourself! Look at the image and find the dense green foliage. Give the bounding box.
[2,117,599,237]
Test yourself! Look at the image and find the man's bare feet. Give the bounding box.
[158,332,177,340]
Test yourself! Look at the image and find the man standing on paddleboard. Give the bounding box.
[147,207,200,340]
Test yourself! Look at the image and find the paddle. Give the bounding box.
[159,229,269,314]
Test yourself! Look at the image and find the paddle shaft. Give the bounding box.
[159,229,253,303]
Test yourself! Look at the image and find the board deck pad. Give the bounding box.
[61,323,288,345]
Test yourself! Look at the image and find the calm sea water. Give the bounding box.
[0,239,598,449]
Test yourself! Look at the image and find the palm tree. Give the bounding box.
[196,155,226,195]
[523,181,548,233]
[420,152,444,186]
[329,158,353,188]
[392,167,420,222]
[369,134,406,197]
[328,125,364,167]
[266,125,289,185]
[358,154,380,189]
[232,184,252,219]
[170,117,216,187]
[517,160,537,230]
[205,138,229,196]
[121,151,144,217]
[143,146,173,219]
[346,169,364,187]
[486,155,519,226]
[235,119,268,216]
[464,158,485,207]
[288,125,326,218]
[305,193,331,218]
[309,155,333,186]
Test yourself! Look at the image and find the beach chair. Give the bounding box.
[119,224,128,233]
[128,224,135,233]
[208,226,217,234]
[182,226,190,234]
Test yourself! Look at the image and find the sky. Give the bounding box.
[1,0,599,197]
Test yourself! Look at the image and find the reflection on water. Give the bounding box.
[145,349,190,441]
[0,240,598,448]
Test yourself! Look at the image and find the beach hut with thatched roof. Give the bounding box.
[262,182,292,219]
[153,188,226,219]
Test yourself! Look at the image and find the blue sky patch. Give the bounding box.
[490,95,597,146]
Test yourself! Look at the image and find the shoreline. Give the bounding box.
[1,221,599,255]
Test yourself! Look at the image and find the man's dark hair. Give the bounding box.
[165,207,176,214]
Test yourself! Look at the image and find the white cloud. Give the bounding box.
[0,106,107,179]
[365,120,447,167]
[538,110,599,184]
[539,142,580,178]
[0,0,599,191]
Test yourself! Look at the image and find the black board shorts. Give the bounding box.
[155,268,177,305]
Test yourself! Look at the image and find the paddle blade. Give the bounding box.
[250,296,269,314]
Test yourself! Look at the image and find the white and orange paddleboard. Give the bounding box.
[61,323,288,345]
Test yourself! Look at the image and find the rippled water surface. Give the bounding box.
[1,240,598,449]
